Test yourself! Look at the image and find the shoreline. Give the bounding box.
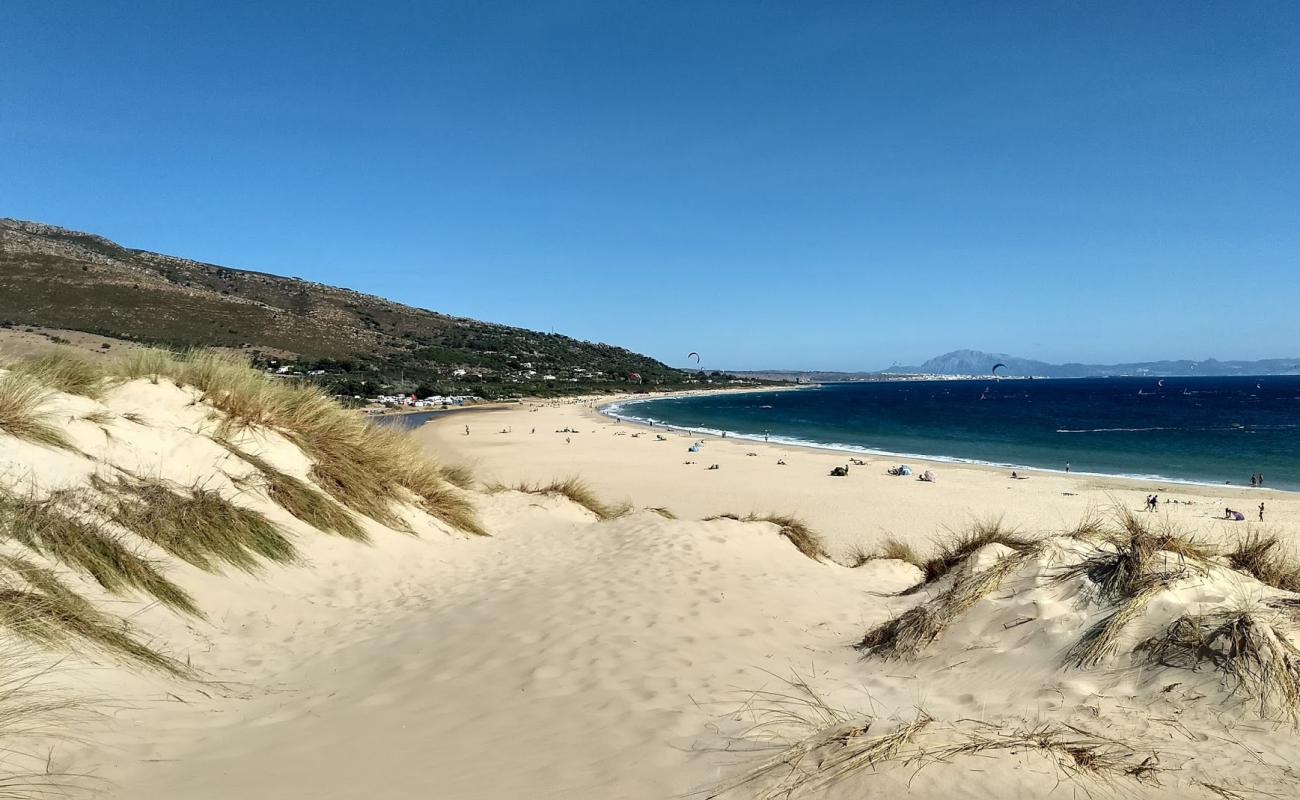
[598,387,1296,496]
[418,395,1297,564]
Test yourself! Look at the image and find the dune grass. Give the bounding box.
[513,478,630,521]
[97,348,486,536]
[701,512,826,560]
[1061,508,1213,602]
[95,475,297,573]
[6,351,106,399]
[931,723,1161,786]
[0,555,182,674]
[436,463,476,491]
[646,506,677,519]
[1227,531,1300,592]
[848,537,923,568]
[106,347,182,384]
[748,514,826,560]
[921,517,1036,584]
[0,491,200,617]
[80,409,114,426]
[1140,610,1300,721]
[859,543,1042,659]
[218,441,367,542]
[0,375,71,451]
[704,671,931,800]
[1067,571,1184,668]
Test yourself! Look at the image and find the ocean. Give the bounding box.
[605,377,1300,491]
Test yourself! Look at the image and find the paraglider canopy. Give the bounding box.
[687,352,700,364]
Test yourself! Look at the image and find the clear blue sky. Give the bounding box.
[3,2,1297,371]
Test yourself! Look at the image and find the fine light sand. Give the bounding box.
[5,380,1300,799]
[416,393,1300,562]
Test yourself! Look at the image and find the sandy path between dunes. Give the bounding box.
[414,394,1300,559]
[99,492,918,800]
[83,390,1299,799]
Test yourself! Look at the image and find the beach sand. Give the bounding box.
[415,392,1300,562]
[6,379,1298,799]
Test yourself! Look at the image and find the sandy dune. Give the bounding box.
[3,379,1299,799]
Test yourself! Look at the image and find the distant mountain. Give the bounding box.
[891,349,1300,378]
[733,349,1300,382]
[0,219,694,397]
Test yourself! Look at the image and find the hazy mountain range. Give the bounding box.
[735,348,1300,381]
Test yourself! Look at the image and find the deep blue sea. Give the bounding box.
[606,377,1300,491]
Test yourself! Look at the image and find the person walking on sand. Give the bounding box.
[1260,502,1266,521]
[464,425,470,436]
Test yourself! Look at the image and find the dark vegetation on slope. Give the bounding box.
[0,219,753,399]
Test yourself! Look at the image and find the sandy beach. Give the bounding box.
[416,392,1300,562]
[4,362,1300,800]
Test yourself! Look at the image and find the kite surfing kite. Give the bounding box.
[991,363,1006,376]
[687,352,701,365]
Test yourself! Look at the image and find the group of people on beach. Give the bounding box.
[1221,503,1265,521]
[1250,473,1266,487]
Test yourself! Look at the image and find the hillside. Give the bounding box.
[0,219,694,397]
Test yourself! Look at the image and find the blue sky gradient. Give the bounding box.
[2,2,1297,370]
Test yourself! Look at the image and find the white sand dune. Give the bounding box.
[2,379,1299,799]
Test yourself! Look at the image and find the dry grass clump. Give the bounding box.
[1227,531,1300,592]
[933,723,1161,786]
[921,517,1036,584]
[0,374,70,450]
[0,491,199,617]
[80,409,114,426]
[513,477,630,521]
[436,463,476,491]
[128,350,484,536]
[749,514,826,561]
[0,555,182,674]
[7,351,106,399]
[646,507,677,519]
[1061,508,1212,602]
[95,475,297,573]
[1140,610,1300,720]
[859,544,1042,659]
[848,537,924,568]
[107,347,182,383]
[218,441,367,542]
[704,673,930,799]
[701,512,825,560]
[1067,572,1184,668]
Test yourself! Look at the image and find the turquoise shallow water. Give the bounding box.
[606,377,1300,491]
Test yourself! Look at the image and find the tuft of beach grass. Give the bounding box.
[95,475,297,574]
[0,374,71,450]
[0,490,200,617]
[0,555,184,674]
[218,440,367,541]
[7,351,107,399]
[513,477,630,521]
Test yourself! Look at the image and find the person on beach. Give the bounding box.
[1065,462,1070,473]
[464,425,470,436]
[1260,502,1266,521]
